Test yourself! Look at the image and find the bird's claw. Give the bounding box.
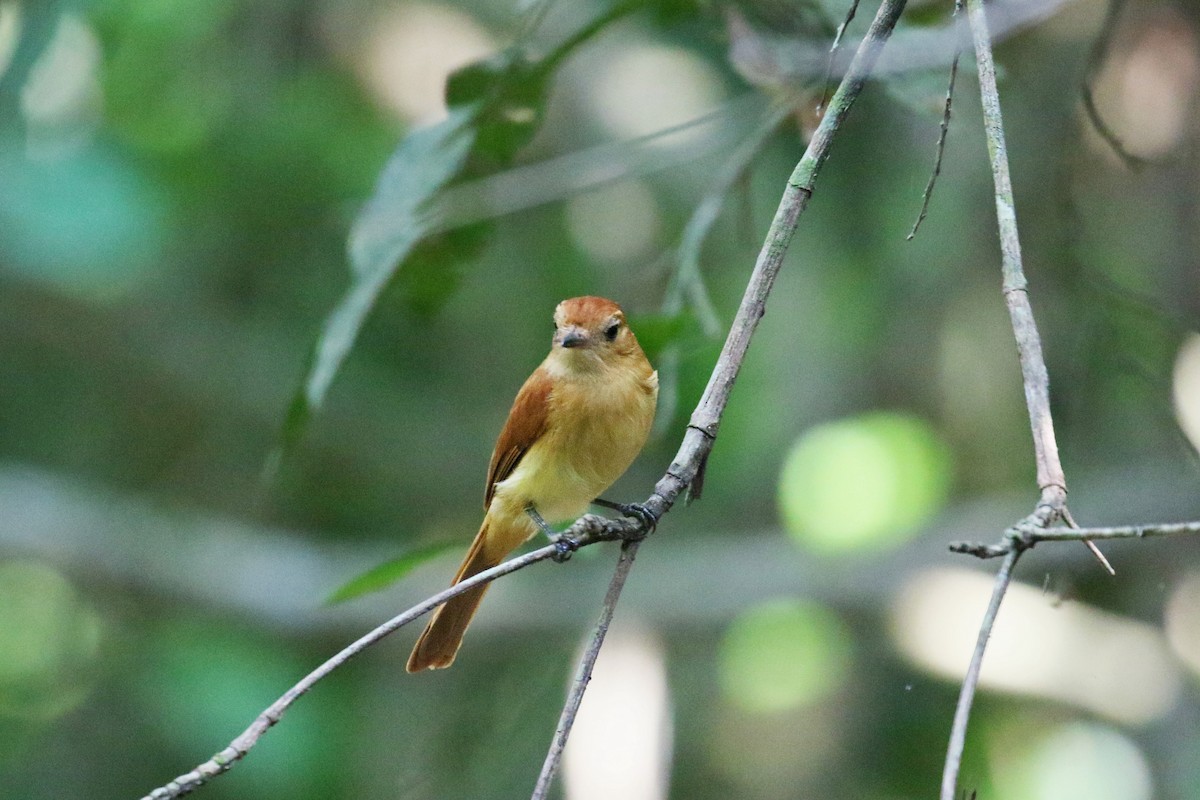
[615,502,657,535]
[551,535,579,563]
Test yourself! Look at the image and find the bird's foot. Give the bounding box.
[593,497,657,536]
[525,503,555,539]
[551,534,579,563]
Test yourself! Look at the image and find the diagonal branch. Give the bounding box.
[641,0,910,523]
[139,515,638,800]
[142,1,914,797]
[940,547,1021,800]
[907,0,964,240]
[530,0,910,794]
[941,2,1105,798]
[531,541,641,799]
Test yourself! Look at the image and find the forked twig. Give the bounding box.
[951,519,1200,558]
[940,0,1109,797]
[141,0,914,796]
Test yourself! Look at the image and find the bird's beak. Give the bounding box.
[560,328,588,349]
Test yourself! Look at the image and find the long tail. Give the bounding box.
[407,518,502,672]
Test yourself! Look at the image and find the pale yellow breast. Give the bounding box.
[493,367,657,526]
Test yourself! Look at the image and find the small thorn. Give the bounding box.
[1085,539,1116,576]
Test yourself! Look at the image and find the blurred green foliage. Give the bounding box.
[1,0,1199,799]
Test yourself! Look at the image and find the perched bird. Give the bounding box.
[407,296,658,672]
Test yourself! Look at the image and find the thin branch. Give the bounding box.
[970,0,1065,508]
[1079,0,1146,170]
[940,547,1022,800]
[143,1,913,796]
[531,541,641,799]
[941,1,1105,796]
[951,519,1200,558]
[531,1,910,794]
[908,0,964,240]
[817,0,863,116]
[139,515,637,800]
[643,0,910,521]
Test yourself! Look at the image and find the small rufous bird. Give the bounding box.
[406,296,658,672]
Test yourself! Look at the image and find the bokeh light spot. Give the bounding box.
[778,412,952,552]
[589,43,726,143]
[1172,332,1200,453]
[21,13,102,143]
[1016,723,1153,800]
[354,3,495,124]
[565,179,660,266]
[0,560,101,721]
[0,3,19,78]
[1164,570,1200,678]
[718,598,851,713]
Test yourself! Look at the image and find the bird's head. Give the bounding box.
[549,296,644,371]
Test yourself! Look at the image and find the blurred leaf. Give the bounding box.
[326,541,462,605]
[446,48,548,163]
[280,104,479,453]
[281,5,635,456]
[394,223,490,317]
[629,311,699,364]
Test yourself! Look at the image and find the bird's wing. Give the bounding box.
[484,367,552,508]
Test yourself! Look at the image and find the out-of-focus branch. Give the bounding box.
[1080,0,1146,169]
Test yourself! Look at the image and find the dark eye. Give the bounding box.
[604,321,620,341]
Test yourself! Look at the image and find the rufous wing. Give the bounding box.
[483,366,552,508]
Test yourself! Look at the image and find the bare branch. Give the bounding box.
[139,515,637,800]
[532,541,641,799]
[644,0,911,522]
[940,0,1103,796]
[951,519,1200,558]
[908,0,964,240]
[940,547,1022,800]
[532,0,911,793]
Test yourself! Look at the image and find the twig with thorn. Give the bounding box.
[951,519,1200,558]
[940,0,1111,797]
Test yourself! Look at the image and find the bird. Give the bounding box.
[406,296,658,672]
